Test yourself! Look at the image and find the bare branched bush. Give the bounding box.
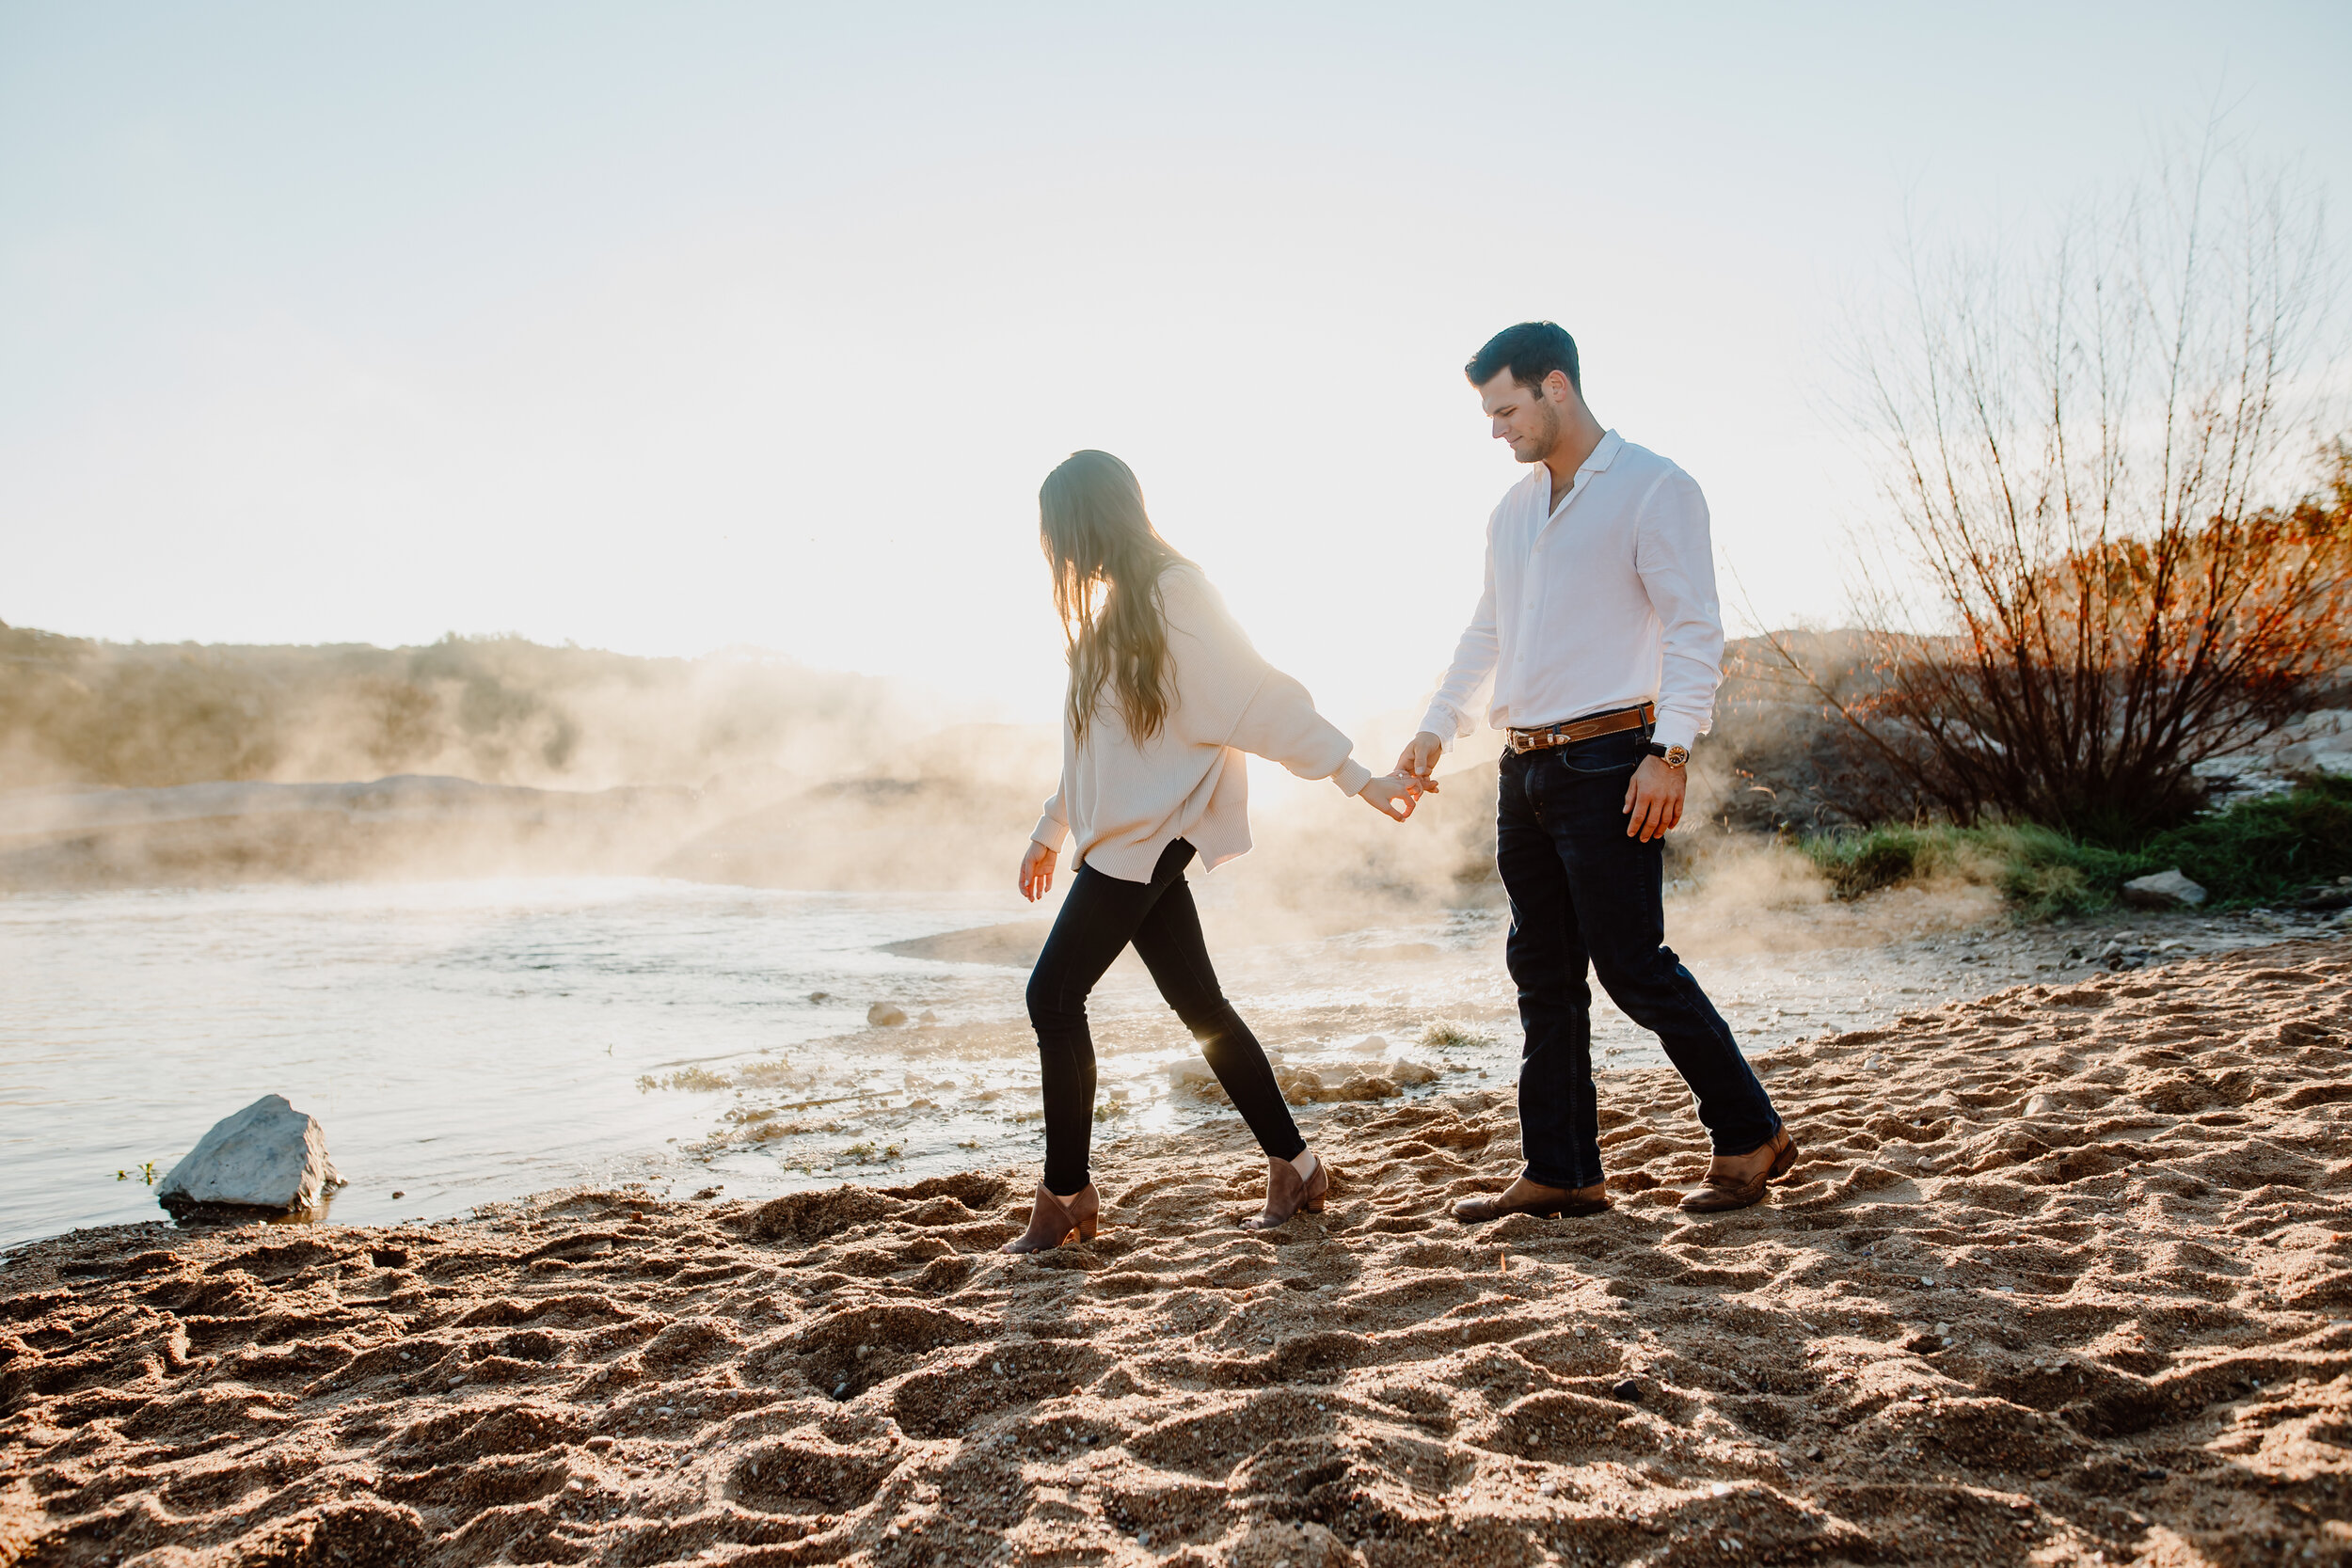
[1788,138,2349,839]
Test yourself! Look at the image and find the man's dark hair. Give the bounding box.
[1465,321,1580,394]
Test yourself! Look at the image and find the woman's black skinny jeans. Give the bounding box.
[1026,838,1304,1195]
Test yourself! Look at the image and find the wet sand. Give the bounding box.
[5,938,2350,1566]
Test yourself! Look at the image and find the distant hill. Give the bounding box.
[0,624,904,794]
[0,620,1882,893]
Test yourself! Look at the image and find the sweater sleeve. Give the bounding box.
[1230,668,1375,797]
[1029,783,1069,851]
[1162,566,1372,796]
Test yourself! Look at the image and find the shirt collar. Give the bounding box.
[1541,430,1623,511]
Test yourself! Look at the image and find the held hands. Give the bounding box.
[1018,840,1058,901]
[1358,729,1448,823]
[1623,754,1686,841]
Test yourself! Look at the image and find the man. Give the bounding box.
[1398,321,1796,1218]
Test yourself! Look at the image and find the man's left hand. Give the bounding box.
[1622,755,1685,841]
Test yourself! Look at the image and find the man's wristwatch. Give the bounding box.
[1645,742,1690,768]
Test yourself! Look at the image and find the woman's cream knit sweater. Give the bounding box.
[1028,563,1373,882]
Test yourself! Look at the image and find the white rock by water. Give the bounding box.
[2121,868,2208,910]
[156,1094,344,1214]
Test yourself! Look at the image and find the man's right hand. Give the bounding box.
[1394,731,1444,792]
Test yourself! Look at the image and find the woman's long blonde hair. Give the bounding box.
[1039,451,1187,746]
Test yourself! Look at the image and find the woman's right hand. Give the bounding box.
[1019,840,1059,902]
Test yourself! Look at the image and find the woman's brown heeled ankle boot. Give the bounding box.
[1242,1150,1327,1230]
[1001,1181,1100,1254]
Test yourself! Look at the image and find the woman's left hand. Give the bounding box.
[1357,773,1421,822]
[1019,839,1059,901]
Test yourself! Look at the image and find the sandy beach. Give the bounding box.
[5,937,2349,1566]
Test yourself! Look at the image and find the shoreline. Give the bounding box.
[6,938,2350,1565]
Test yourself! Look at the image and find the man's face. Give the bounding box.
[1478,370,1569,464]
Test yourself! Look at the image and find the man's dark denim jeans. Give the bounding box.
[1497,726,1782,1190]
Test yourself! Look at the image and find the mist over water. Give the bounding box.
[0,627,2057,1248]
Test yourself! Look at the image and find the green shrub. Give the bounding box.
[1796,775,2352,918]
[2139,774,2352,903]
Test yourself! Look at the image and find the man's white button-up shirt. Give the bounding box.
[1417,430,1726,755]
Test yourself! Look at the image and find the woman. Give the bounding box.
[1006,451,1420,1255]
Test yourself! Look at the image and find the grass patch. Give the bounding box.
[1799,824,1995,899]
[1421,1020,1494,1051]
[1799,776,2352,918]
[1987,827,2149,920]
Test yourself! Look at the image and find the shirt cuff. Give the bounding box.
[1416,703,1468,750]
[1330,759,1374,798]
[1651,713,1702,752]
[1029,816,1069,851]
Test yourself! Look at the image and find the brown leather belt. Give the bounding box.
[1507,703,1655,754]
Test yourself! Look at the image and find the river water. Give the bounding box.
[2,870,2114,1248]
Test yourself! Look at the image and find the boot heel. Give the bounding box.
[1076,1216,1099,1241]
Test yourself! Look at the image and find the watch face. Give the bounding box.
[1665,745,1690,767]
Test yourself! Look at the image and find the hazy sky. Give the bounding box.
[4,3,2347,730]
